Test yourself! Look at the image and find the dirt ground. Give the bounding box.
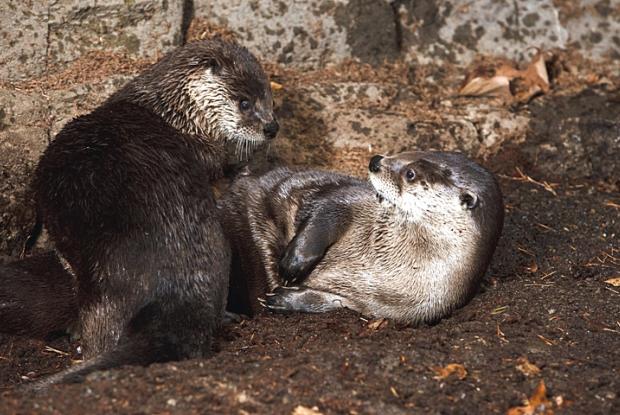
[0,50,619,414]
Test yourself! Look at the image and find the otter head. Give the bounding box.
[110,39,278,159]
[368,151,501,234]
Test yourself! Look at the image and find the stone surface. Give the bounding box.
[559,0,620,60]
[193,0,620,67]
[268,81,532,178]
[0,89,49,256]
[0,0,49,81]
[47,0,185,71]
[193,0,352,68]
[1,0,184,82]
[398,0,568,64]
[3,0,619,80]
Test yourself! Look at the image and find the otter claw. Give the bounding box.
[280,285,300,291]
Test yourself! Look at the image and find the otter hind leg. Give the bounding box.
[260,286,353,314]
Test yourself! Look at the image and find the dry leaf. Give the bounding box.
[270,81,284,91]
[431,363,467,380]
[459,51,551,103]
[604,278,620,287]
[507,380,553,415]
[458,62,515,98]
[516,357,541,377]
[367,318,389,330]
[292,405,323,415]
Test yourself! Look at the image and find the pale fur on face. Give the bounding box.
[186,68,266,158]
[369,171,476,231]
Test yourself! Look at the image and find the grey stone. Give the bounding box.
[47,0,185,70]
[0,0,49,81]
[561,0,620,60]
[194,0,351,68]
[196,0,619,67]
[270,82,530,172]
[397,0,568,64]
[0,89,49,255]
[1,0,184,82]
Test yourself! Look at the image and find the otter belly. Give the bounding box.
[300,237,477,324]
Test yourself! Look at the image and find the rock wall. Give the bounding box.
[194,0,619,68]
[1,0,186,82]
[2,0,618,81]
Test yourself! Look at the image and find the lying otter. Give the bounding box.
[0,38,278,387]
[220,151,504,323]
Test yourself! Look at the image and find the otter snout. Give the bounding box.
[369,155,384,173]
[263,119,279,140]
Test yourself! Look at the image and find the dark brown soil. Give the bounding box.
[0,55,619,414]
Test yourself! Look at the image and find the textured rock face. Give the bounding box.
[0,0,49,81]
[397,0,568,64]
[192,0,619,67]
[3,0,619,81]
[1,0,184,82]
[559,0,620,60]
[193,0,352,68]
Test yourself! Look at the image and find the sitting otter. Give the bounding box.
[219,151,504,323]
[0,38,278,387]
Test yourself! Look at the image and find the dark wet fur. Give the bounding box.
[0,252,77,338]
[219,152,504,322]
[0,39,274,388]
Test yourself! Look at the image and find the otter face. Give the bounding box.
[183,42,278,159]
[368,153,479,224]
[120,39,278,159]
[186,66,278,158]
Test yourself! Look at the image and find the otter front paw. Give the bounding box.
[258,286,300,313]
[278,246,322,286]
[259,286,351,314]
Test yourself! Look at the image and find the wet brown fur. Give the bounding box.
[0,39,277,387]
[220,151,504,324]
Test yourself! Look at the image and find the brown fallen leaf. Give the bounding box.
[507,380,553,415]
[431,363,467,380]
[516,357,541,377]
[458,60,516,98]
[459,51,551,103]
[367,318,389,330]
[270,81,284,91]
[604,277,620,287]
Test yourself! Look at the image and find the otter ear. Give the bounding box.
[460,190,479,210]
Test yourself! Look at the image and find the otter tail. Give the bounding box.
[29,300,215,390]
[29,332,180,390]
[0,252,78,338]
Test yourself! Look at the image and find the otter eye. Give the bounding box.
[239,100,251,112]
[405,169,416,182]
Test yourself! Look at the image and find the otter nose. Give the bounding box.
[263,120,279,140]
[369,155,384,173]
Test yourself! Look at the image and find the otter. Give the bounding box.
[220,151,503,323]
[3,38,278,387]
[0,252,78,338]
